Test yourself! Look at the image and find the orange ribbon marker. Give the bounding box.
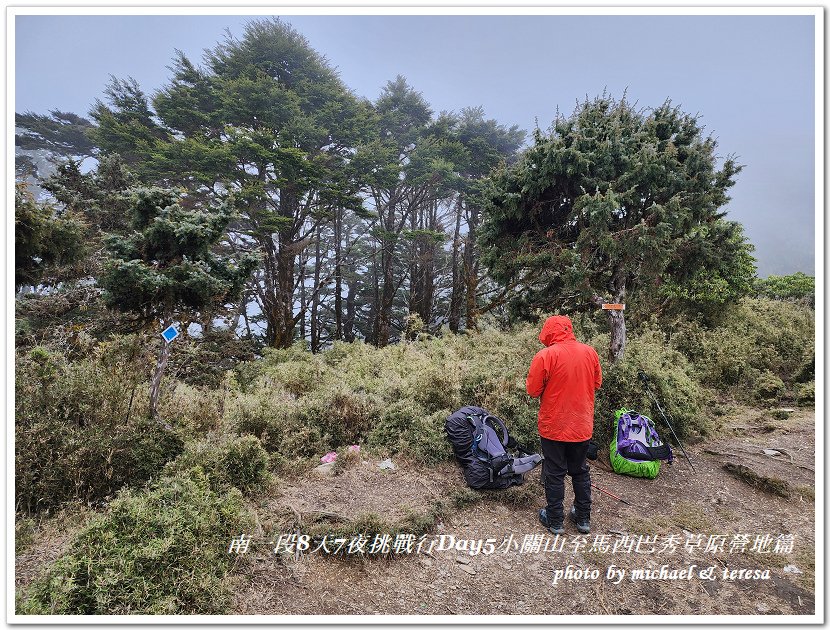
[600,303,625,310]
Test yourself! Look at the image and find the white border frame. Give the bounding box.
[6,4,824,626]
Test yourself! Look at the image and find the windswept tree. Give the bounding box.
[91,19,372,348]
[481,95,754,362]
[448,107,525,331]
[15,183,87,291]
[354,77,464,345]
[100,187,257,417]
[15,110,97,180]
[89,77,171,174]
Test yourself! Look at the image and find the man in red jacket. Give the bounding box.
[526,315,602,534]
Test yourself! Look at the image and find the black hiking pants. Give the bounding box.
[540,437,591,521]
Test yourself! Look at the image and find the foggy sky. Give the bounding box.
[14,12,817,277]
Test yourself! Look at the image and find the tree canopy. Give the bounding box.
[480,95,755,361]
[15,183,87,290]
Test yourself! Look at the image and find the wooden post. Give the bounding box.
[593,300,627,363]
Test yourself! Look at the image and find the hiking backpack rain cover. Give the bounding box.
[445,406,542,490]
[610,409,673,479]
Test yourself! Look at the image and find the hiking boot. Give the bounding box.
[569,506,590,534]
[539,508,565,535]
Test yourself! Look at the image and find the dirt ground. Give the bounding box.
[16,406,817,617]
[230,406,816,617]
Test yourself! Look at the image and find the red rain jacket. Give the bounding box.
[526,315,602,442]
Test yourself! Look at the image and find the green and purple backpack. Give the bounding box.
[610,409,673,479]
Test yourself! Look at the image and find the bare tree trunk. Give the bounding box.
[407,208,419,317]
[448,195,464,333]
[463,204,480,330]
[334,207,343,341]
[299,249,307,341]
[377,202,397,348]
[274,237,297,348]
[310,225,322,353]
[608,309,626,363]
[607,275,627,363]
[344,256,357,343]
[592,272,627,363]
[229,289,249,333]
[417,200,438,327]
[377,247,395,347]
[368,241,379,346]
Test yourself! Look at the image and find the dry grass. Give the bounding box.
[625,514,674,534]
[722,463,792,498]
[15,505,95,590]
[671,500,713,532]
[793,542,816,591]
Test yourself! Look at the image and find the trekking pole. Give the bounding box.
[591,483,635,507]
[637,370,696,472]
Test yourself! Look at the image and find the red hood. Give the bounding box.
[539,315,576,347]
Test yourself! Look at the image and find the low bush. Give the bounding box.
[163,434,270,495]
[754,272,814,307]
[795,381,815,405]
[331,445,362,475]
[158,383,223,437]
[16,342,186,514]
[367,400,424,452]
[670,298,814,402]
[223,386,296,440]
[16,414,183,515]
[166,329,256,389]
[19,468,249,615]
[590,328,704,446]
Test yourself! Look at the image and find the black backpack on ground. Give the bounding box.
[445,406,543,490]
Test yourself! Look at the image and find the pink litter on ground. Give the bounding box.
[348,445,360,452]
[320,451,338,463]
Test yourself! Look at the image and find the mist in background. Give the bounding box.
[15,13,817,277]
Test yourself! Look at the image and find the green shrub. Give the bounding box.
[367,399,423,451]
[754,272,814,307]
[164,434,270,494]
[16,415,183,515]
[15,341,190,514]
[256,344,324,396]
[400,410,454,465]
[166,329,256,389]
[367,403,452,464]
[270,384,382,455]
[158,383,223,436]
[670,298,814,401]
[223,387,296,439]
[19,468,249,615]
[590,329,704,446]
[753,370,786,401]
[264,420,326,459]
[796,381,815,405]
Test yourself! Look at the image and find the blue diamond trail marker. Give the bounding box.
[161,325,180,343]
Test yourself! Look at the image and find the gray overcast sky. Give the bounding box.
[14,13,816,276]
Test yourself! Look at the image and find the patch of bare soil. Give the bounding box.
[260,459,455,525]
[232,407,816,617]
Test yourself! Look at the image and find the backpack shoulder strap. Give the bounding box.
[483,414,509,447]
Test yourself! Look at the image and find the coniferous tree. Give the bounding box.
[15,110,97,180]
[92,20,372,348]
[451,107,525,330]
[355,77,464,345]
[481,95,753,362]
[99,187,257,417]
[15,183,87,291]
